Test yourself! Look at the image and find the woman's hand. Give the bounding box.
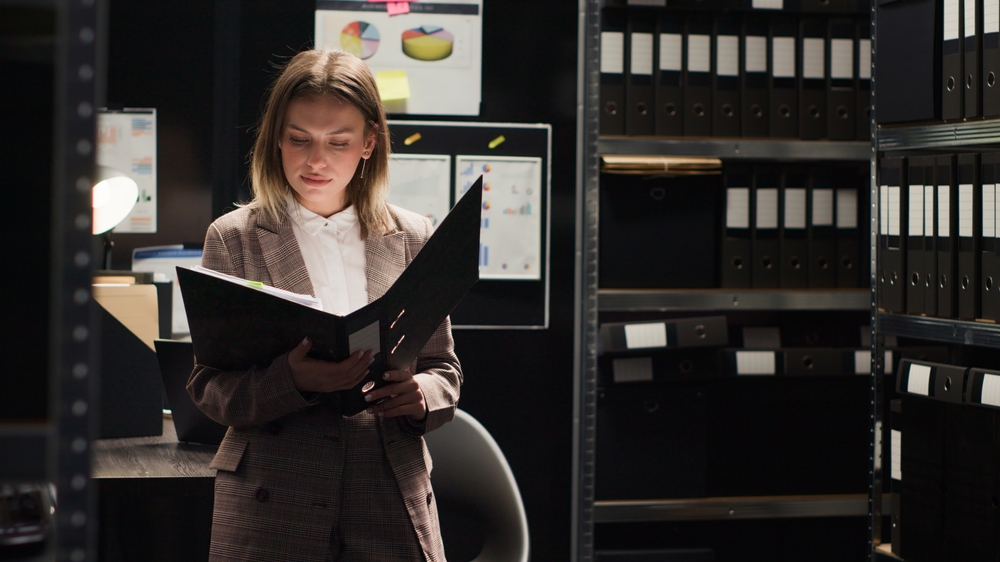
[287,337,372,393]
[363,369,427,421]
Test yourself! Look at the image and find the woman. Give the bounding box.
[187,48,461,562]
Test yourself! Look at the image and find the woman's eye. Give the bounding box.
[289,136,308,145]
[330,142,349,148]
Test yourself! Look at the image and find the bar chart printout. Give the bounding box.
[456,155,543,280]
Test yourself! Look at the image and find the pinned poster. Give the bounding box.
[387,153,452,228]
[96,108,157,233]
[456,156,543,281]
[315,0,483,115]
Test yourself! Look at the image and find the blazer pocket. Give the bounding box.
[209,432,248,472]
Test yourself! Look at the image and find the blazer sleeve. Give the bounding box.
[186,221,316,428]
[399,215,463,436]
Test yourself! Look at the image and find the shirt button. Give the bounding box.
[255,487,270,503]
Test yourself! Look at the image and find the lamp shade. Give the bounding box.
[92,165,138,235]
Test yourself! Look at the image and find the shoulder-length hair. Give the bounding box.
[248,48,393,239]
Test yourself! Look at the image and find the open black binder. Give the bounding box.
[178,176,483,416]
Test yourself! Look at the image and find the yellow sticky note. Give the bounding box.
[376,70,411,101]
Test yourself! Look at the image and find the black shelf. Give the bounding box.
[598,289,870,312]
[599,137,870,161]
[877,312,1000,348]
[878,119,1000,152]
[594,494,869,523]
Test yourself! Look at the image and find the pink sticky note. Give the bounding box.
[386,1,410,14]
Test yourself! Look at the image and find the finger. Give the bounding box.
[288,336,313,363]
[381,369,414,382]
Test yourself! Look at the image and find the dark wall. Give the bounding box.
[106,1,579,559]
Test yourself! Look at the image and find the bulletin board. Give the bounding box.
[387,120,551,329]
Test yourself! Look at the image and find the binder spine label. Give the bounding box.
[746,36,768,73]
[785,188,807,229]
[880,185,890,236]
[859,39,872,80]
[772,37,796,78]
[756,188,779,229]
[751,0,783,8]
[837,189,858,229]
[601,32,625,74]
[659,33,683,71]
[830,39,853,80]
[987,0,1000,34]
[612,357,654,383]
[813,188,835,226]
[631,33,654,75]
[891,429,902,481]
[717,35,739,77]
[909,186,926,236]
[945,0,960,41]
[985,184,997,238]
[888,186,901,236]
[688,34,712,73]
[939,185,952,236]
[926,187,935,235]
[966,0,978,38]
[736,351,776,375]
[907,363,932,395]
[960,184,974,237]
[624,322,667,349]
[803,38,825,80]
[983,373,1000,406]
[727,188,751,228]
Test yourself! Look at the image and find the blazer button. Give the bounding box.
[255,487,270,503]
[426,491,433,505]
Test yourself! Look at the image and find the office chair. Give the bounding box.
[424,408,530,562]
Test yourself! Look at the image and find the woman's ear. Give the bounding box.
[364,124,378,154]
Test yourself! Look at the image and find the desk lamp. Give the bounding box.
[92,165,138,269]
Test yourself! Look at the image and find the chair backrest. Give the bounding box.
[424,408,530,562]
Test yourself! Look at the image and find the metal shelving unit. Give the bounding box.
[594,494,870,523]
[600,136,870,161]
[878,120,1000,151]
[877,313,1000,347]
[599,289,869,312]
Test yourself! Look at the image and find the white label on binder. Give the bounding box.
[736,351,776,375]
[985,185,997,238]
[717,35,739,77]
[891,429,902,481]
[909,186,925,236]
[726,188,750,228]
[987,0,1000,34]
[855,350,869,374]
[688,34,711,73]
[859,39,872,80]
[785,188,807,229]
[756,188,779,229]
[925,186,935,236]
[745,36,768,73]
[960,184,974,237]
[982,374,1000,407]
[945,0,960,41]
[939,185,951,236]
[601,32,625,74]
[880,185,890,236]
[659,33,683,72]
[837,189,858,229]
[624,322,667,349]
[888,186,901,236]
[752,0,783,9]
[612,357,654,383]
[966,0,978,37]
[830,38,854,79]
[802,38,825,79]
[886,350,894,374]
[772,37,796,78]
[349,320,381,355]
[812,188,835,226]
[907,364,932,396]
[630,33,654,75]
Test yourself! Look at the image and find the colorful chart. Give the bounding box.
[401,26,454,61]
[340,21,380,60]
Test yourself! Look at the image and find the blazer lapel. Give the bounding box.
[365,223,407,302]
[255,210,315,296]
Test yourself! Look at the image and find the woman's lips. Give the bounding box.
[301,175,330,187]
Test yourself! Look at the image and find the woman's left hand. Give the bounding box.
[364,369,427,421]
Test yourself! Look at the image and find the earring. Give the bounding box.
[360,157,367,179]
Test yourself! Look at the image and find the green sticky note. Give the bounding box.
[245,280,264,288]
[376,70,411,101]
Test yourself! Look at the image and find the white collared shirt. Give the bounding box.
[286,198,368,315]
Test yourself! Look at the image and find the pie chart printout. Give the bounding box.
[401,26,454,61]
[341,21,380,60]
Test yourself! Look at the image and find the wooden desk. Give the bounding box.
[93,417,217,562]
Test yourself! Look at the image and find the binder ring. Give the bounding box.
[987,276,994,292]
[841,256,854,270]
[664,102,677,116]
[732,257,744,270]
[778,104,791,118]
[837,106,849,120]
[925,272,932,288]
[790,256,801,270]
[750,104,763,118]
[910,272,920,287]
[693,103,705,117]
[967,74,974,90]
[722,103,734,117]
[990,72,997,88]
[947,76,956,92]
[939,273,948,289]
[636,102,648,116]
[962,275,971,290]
[604,101,618,115]
[808,105,820,119]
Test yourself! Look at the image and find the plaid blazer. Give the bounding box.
[187,203,461,561]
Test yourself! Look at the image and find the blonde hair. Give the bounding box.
[248,48,392,239]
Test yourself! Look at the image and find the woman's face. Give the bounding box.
[279,93,375,217]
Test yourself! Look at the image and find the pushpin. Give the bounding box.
[404,132,422,146]
[488,135,506,149]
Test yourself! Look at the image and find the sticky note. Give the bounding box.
[376,70,411,101]
[387,2,410,14]
[404,132,422,145]
[488,135,506,149]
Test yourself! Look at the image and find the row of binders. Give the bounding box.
[878,154,1000,321]
[722,165,866,288]
[877,0,1000,124]
[889,358,1000,561]
[600,7,871,139]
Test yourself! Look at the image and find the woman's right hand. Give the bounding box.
[287,337,373,393]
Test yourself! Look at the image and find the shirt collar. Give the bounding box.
[286,195,358,237]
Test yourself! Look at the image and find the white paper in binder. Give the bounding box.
[630,33,654,75]
[756,188,779,230]
[727,188,750,229]
[601,32,625,74]
[785,188,807,230]
[660,33,683,71]
[716,35,739,77]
